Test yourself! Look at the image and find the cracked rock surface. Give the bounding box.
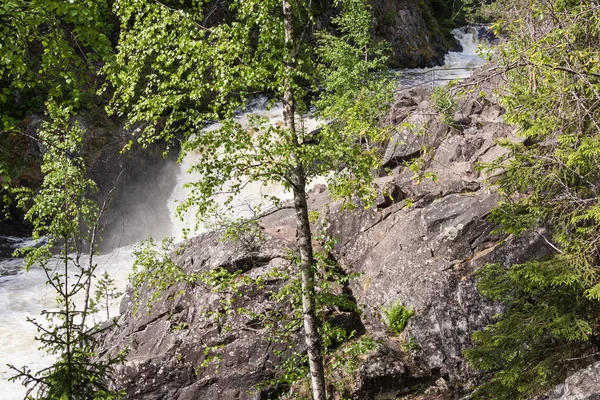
[98,74,556,399]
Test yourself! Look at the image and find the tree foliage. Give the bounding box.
[0,0,113,125]
[464,1,600,397]
[0,0,114,219]
[1,2,122,397]
[129,232,369,398]
[106,0,392,210]
[418,0,468,41]
[106,0,392,398]
[8,102,124,399]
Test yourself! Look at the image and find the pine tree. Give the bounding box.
[463,1,600,397]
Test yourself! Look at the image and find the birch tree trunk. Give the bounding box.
[291,169,328,400]
[282,1,327,399]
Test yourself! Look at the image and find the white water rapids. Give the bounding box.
[168,100,324,241]
[0,26,487,398]
[397,26,488,88]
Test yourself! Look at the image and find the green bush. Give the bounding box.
[381,301,415,335]
[462,1,600,397]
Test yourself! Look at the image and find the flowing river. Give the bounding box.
[0,26,488,398]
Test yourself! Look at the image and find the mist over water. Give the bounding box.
[0,27,487,399]
[98,156,181,251]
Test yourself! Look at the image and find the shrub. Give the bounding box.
[381,301,415,335]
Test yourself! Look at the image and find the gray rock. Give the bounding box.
[540,362,600,400]
[98,71,559,399]
[382,110,447,169]
[369,0,457,68]
[98,231,296,400]
[374,179,405,209]
[353,345,411,399]
[0,257,24,277]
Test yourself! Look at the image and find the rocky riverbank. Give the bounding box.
[97,70,581,399]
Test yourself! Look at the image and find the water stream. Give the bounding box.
[0,26,487,398]
[168,100,324,241]
[397,26,488,88]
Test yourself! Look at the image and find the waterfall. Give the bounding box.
[167,98,326,241]
[397,26,489,89]
[0,26,489,398]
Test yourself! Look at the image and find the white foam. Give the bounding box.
[397,26,488,88]
[0,247,134,398]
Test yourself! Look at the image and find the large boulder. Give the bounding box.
[99,231,297,399]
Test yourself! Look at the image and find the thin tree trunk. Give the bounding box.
[64,239,73,399]
[281,1,327,399]
[292,169,328,400]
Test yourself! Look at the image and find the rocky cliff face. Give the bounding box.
[370,0,458,67]
[97,72,560,399]
[540,362,600,400]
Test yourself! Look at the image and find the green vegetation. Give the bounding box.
[129,238,190,314]
[106,0,392,398]
[0,0,114,213]
[252,236,367,398]
[6,0,600,398]
[401,336,420,353]
[0,1,123,397]
[432,83,459,125]
[7,103,123,399]
[418,0,467,48]
[463,0,600,398]
[129,232,369,398]
[381,301,415,335]
[0,0,113,125]
[91,272,124,322]
[327,335,379,398]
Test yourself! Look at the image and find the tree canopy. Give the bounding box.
[0,0,114,215]
[0,0,113,125]
[105,0,391,205]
